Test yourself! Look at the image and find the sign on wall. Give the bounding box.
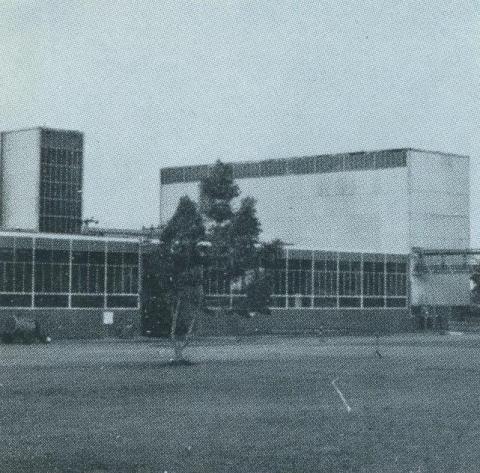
[103,311,114,325]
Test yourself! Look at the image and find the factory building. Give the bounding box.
[0,128,142,338]
[0,128,470,337]
[160,149,470,334]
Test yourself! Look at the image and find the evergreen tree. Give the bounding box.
[200,160,239,224]
[154,196,207,362]
[230,196,261,277]
[242,239,284,316]
[143,163,283,363]
[200,161,261,283]
[200,161,280,315]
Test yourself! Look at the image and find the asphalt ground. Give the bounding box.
[0,333,479,472]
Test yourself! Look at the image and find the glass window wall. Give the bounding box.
[0,235,140,309]
[203,249,408,309]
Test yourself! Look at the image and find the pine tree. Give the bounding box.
[155,196,207,363]
[200,161,280,316]
[144,163,283,363]
[201,161,260,286]
[200,160,239,225]
[230,196,261,277]
[242,239,284,316]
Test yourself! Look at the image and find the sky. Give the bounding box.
[0,1,479,242]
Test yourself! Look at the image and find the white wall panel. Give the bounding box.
[410,192,469,216]
[409,151,470,193]
[1,129,40,230]
[408,150,471,306]
[408,150,470,250]
[160,167,410,254]
[411,273,470,306]
[409,216,470,249]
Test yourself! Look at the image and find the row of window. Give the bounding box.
[39,216,81,234]
[41,148,83,166]
[0,244,139,262]
[40,198,81,217]
[161,150,407,184]
[0,260,139,295]
[283,270,407,296]
[270,296,407,309]
[41,165,82,184]
[0,234,141,307]
[204,294,407,309]
[41,130,83,150]
[0,294,137,309]
[40,182,82,198]
[203,253,408,310]
[284,258,406,273]
[204,257,408,298]
[40,146,82,234]
[206,269,407,298]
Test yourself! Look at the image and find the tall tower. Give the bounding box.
[0,127,83,234]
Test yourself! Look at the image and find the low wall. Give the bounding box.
[0,308,140,340]
[195,308,413,337]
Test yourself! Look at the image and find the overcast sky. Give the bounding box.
[1,1,479,242]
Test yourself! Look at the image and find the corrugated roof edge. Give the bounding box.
[160,147,469,173]
[405,148,469,159]
[0,127,83,135]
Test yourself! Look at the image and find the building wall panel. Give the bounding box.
[0,308,140,339]
[408,150,470,307]
[39,129,83,233]
[160,167,410,254]
[195,308,412,336]
[408,150,470,249]
[411,273,470,306]
[1,129,40,230]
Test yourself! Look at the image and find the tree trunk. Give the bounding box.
[169,301,201,364]
[172,341,185,362]
[169,300,187,362]
[181,306,199,351]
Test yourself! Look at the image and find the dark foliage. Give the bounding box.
[471,262,480,293]
[141,251,172,337]
[200,161,239,223]
[142,196,206,338]
[142,164,283,339]
[230,197,261,277]
[244,271,272,315]
[200,161,263,283]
